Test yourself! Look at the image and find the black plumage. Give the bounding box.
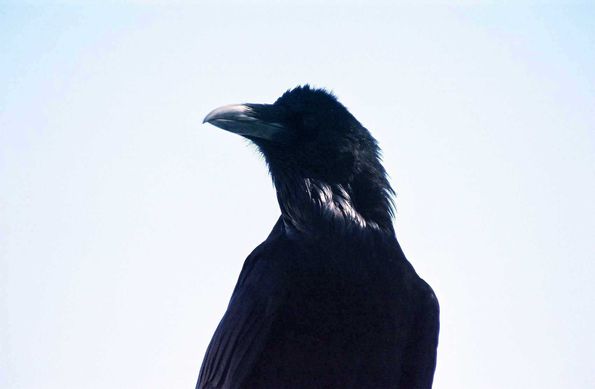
[197,86,439,388]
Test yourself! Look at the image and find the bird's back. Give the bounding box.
[198,219,438,388]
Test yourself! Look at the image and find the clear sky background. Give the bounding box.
[1,2,594,388]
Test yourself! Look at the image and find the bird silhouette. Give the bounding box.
[197,86,439,389]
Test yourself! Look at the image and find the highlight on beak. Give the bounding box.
[203,104,254,124]
[203,103,285,141]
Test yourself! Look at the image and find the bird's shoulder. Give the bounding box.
[197,220,292,389]
[415,277,439,320]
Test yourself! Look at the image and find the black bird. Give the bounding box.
[197,86,439,388]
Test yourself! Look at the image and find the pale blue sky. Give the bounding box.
[1,2,594,388]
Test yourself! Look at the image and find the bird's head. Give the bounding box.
[204,85,394,233]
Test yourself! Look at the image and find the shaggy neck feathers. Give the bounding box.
[270,168,395,237]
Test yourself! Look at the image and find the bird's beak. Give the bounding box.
[203,104,286,141]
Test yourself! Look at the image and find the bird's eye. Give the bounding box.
[300,115,319,139]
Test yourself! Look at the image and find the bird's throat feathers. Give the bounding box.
[270,168,395,237]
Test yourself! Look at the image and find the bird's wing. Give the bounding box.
[196,221,286,389]
[399,279,440,389]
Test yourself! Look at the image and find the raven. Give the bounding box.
[197,86,439,388]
